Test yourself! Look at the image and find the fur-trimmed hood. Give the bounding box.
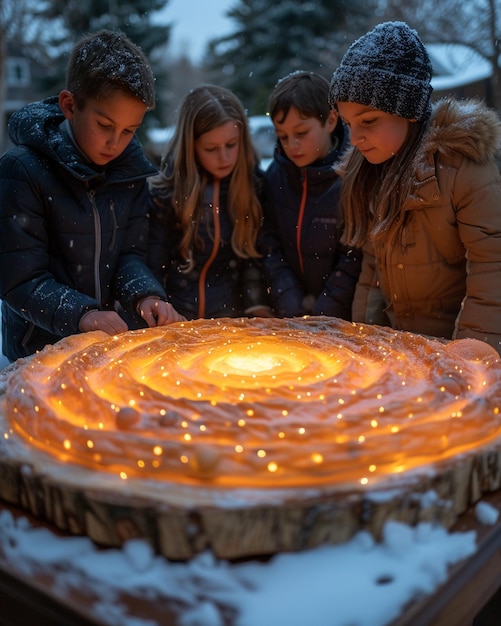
[419,97,501,166]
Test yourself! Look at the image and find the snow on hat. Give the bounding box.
[329,21,433,121]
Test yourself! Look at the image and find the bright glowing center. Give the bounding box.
[215,352,284,374]
[186,338,347,391]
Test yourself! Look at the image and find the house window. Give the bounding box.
[6,58,31,88]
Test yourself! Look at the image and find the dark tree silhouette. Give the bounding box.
[204,0,376,114]
[380,0,501,111]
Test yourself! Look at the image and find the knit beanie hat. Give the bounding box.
[329,21,433,121]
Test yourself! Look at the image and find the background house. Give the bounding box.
[428,42,493,104]
[2,46,46,151]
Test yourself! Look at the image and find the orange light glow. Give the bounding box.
[4,317,501,490]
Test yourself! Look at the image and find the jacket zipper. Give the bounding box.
[296,172,308,276]
[88,189,102,303]
[382,216,405,317]
[21,322,35,348]
[197,178,221,318]
[108,198,117,251]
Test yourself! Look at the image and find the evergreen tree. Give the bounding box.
[7,0,170,132]
[32,0,172,127]
[205,0,376,114]
[37,0,169,56]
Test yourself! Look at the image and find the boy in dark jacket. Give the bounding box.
[0,30,183,362]
[259,71,361,319]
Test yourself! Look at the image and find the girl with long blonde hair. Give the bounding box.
[148,84,271,319]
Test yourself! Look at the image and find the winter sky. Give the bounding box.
[156,0,233,63]
[155,1,494,92]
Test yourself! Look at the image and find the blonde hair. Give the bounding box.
[149,84,262,268]
[340,121,425,247]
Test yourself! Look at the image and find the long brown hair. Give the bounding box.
[148,84,262,268]
[340,121,426,248]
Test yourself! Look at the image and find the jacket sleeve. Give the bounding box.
[145,191,174,286]
[0,153,102,337]
[258,210,306,318]
[113,184,167,314]
[240,259,273,314]
[312,244,362,320]
[351,242,390,326]
[453,158,501,353]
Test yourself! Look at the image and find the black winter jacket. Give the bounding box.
[147,173,268,320]
[259,120,361,319]
[0,97,165,361]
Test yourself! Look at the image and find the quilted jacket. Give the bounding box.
[0,96,165,361]
[147,172,269,320]
[259,119,361,319]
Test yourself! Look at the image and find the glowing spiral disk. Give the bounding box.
[5,317,501,490]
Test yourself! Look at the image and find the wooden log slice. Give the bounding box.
[0,317,500,560]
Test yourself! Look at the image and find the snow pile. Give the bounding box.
[475,500,500,526]
[0,508,481,626]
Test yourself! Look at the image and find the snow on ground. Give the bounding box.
[0,508,491,626]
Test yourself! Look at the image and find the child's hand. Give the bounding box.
[79,310,129,334]
[139,297,186,326]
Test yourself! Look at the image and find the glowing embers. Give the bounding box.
[5,317,501,490]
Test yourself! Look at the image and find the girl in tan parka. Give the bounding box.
[329,21,501,354]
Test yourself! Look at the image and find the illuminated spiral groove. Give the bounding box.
[6,317,501,489]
